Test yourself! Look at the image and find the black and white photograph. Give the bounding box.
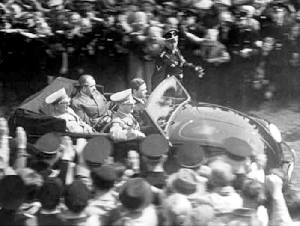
[0,0,300,225]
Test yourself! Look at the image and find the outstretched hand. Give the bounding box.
[0,118,9,138]
[16,127,27,149]
[61,136,76,161]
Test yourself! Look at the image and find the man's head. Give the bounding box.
[130,78,147,99]
[163,29,179,51]
[110,89,136,114]
[45,88,70,114]
[78,75,96,97]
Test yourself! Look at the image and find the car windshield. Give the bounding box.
[145,77,191,137]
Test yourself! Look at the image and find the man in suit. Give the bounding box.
[71,75,111,130]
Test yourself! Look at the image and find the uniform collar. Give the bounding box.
[116,109,131,118]
[133,95,145,104]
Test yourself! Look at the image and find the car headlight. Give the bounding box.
[269,123,282,143]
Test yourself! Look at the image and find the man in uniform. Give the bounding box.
[109,89,145,142]
[151,29,204,90]
[46,88,95,133]
[71,75,111,130]
[139,134,169,189]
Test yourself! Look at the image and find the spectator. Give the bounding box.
[202,160,243,214]
[140,134,169,189]
[60,180,94,225]
[106,177,158,226]
[86,164,118,225]
[189,204,215,226]
[28,178,64,226]
[16,168,44,220]
[163,193,192,226]
[210,177,267,225]
[0,175,27,225]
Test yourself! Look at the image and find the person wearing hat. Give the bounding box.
[166,168,207,202]
[139,134,169,189]
[86,164,118,225]
[109,89,145,142]
[71,75,111,130]
[176,142,206,171]
[105,178,158,226]
[60,180,97,225]
[151,29,204,90]
[28,177,64,226]
[46,88,95,133]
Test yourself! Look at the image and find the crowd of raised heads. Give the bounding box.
[0,117,300,225]
[1,0,300,100]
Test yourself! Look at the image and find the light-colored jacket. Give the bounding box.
[55,108,94,133]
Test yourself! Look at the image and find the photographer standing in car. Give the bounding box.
[71,75,111,131]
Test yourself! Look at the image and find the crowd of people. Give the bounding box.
[1,0,300,224]
[1,0,300,107]
[0,114,300,225]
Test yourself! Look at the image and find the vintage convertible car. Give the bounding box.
[8,76,296,181]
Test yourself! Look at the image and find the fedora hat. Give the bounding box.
[168,168,206,195]
[119,178,153,211]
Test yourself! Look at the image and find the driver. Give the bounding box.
[46,88,95,133]
[71,75,111,130]
[109,89,146,142]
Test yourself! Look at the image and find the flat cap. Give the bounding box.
[110,89,135,105]
[223,137,253,158]
[82,136,113,167]
[176,142,205,169]
[140,134,169,160]
[45,88,70,105]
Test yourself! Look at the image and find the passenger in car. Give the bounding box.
[130,78,149,129]
[109,89,145,142]
[45,88,95,133]
[71,75,111,130]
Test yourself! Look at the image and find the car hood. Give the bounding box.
[167,102,272,155]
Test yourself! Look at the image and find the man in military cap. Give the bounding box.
[71,75,111,131]
[109,89,145,142]
[139,134,169,189]
[46,88,95,133]
[221,137,254,191]
[151,29,204,90]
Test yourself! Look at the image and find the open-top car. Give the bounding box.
[8,76,296,181]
